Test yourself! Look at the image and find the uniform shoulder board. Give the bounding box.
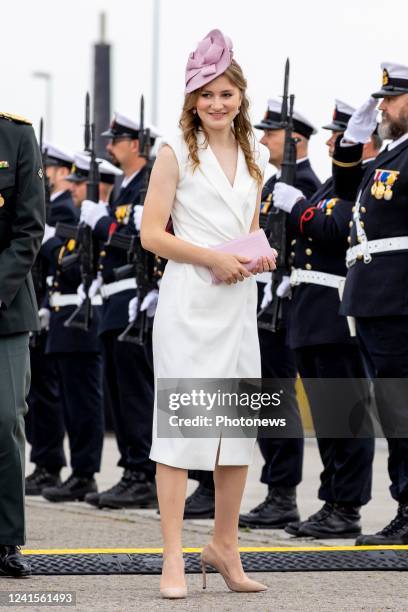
[0,112,32,125]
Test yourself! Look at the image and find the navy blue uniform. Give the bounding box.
[26,191,79,472]
[91,167,155,480]
[257,159,321,488]
[334,136,408,502]
[285,176,374,506]
[40,204,104,476]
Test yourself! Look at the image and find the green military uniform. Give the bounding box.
[0,112,45,545]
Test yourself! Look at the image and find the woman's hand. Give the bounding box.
[251,252,277,276]
[209,252,253,285]
[208,250,277,285]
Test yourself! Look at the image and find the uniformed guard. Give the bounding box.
[25,144,77,496]
[267,101,382,538]
[79,112,160,509]
[38,153,121,502]
[0,111,45,577]
[238,100,321,529]
[333,62,408,544]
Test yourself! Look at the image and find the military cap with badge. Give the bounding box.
[101,112,160,146]
[66,152,123,185]
[254,98,317,140]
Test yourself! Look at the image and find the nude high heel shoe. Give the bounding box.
[160,586,187,599]
[200,543,267,593]
[160,555,187,599]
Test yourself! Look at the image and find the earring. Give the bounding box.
[192,109,197,115]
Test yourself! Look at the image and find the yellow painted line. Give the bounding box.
[22,545,408,555]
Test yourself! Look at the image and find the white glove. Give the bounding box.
[141,289,159,317]
[80,200,109,229]
[133,205,144,231]
[276,275,292,298]
[77,275,103,304]
[77,283,87,304]
[128,289,159,323]
[273,183,304,213]
[128,296,138,323]
[260,279,273,309]
[38,307,50,330]
[42,223,56,245]
[88,275,103,298]
[344,98,378,144]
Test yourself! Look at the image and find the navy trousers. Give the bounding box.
[26,334,66,472]
[357,315,408,502]
[54,352,104,475]
[101,329,155,480]
[258,327,304,488]
[295,343,374,506]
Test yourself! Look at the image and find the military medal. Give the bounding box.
[317,197,338,215]
[372,169,400,200]
[375,183,385,199]
[0,194,4,207]
[0,161,9,169]
[384,186,393,201]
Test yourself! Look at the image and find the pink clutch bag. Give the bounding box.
[209,229,275,284]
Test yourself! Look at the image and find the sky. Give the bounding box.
[1,0,407,179]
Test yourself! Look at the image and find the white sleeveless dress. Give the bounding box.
[149,131,270,470]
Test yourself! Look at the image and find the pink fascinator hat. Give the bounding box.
[185,29,233,94]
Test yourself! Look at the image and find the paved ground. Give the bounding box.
[0,437,406,611]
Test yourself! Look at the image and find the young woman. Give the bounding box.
[141,29,275,599]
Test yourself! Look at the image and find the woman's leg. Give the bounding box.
[211,463,248,581]
[156,463,188,588]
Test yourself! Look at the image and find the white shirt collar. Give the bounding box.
[121,169,141,189]
[275,157,308,179]
[388,132,408,151]
[50,190,65,202]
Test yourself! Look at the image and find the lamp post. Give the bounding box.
[32,71,53,140]
[151,0,160,126]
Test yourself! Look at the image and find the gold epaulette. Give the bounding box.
[332,157,363,168]
[0,112,32,125]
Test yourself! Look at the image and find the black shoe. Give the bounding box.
[239,487,299,529]
[356,503,408,545]
[42,474,97,502]
[297,503,361,539]
[285,502,334,536]
[0,546,31,577]
[99,471,157,509]
[85,470,134,509]
[184,484,215,519]
[25,466,61,496]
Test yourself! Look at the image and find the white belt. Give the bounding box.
[290,268,345,289]
[49,293,102,307]
[256,272,271,284]
[99,278,137,299]
[346,236,408,267]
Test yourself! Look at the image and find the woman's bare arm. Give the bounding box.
[249,184,262,232]
[141,145,214,267]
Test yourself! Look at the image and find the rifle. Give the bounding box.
[258,58,298,332]
[61,92,100,331]
[108,95,157,345]
[30,118,51,348]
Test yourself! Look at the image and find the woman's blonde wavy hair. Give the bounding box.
[179,60,263,185]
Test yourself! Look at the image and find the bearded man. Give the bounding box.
[332,62,408,545]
